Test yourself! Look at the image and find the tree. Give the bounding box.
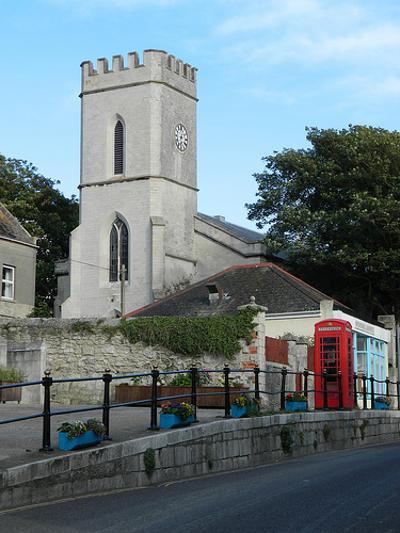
[247,125,400,319]
[0,155,78,315]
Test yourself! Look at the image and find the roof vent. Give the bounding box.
[206,283,223,304]
[214,215,225,222]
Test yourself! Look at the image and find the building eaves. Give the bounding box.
[196,212,264,243]
[0,203,35,245]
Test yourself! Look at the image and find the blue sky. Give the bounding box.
[1,0,400,230]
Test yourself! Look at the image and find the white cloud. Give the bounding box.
[335,74,400,98]
[240,24,400,66]
[214,0,400,105]
[216,0,362,35]
[216,0,400,67]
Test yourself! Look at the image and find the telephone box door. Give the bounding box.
[314,320,353,409]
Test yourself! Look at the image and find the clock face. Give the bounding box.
[175,124,188,152]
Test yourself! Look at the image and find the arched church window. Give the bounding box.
[109,218,129,282]
[114,120,124,175]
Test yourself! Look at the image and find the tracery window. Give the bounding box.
[109,218,129,281]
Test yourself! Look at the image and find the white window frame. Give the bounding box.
[1,265,15,300]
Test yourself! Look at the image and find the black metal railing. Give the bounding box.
[0,365,399,453]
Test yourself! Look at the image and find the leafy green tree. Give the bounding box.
[0,155,78,315]
[247,125,400,319]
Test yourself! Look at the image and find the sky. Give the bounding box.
[1,0,400,230]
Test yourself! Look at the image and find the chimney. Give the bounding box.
[214,215,226,222]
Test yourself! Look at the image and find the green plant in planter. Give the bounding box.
[160,401,194,420]
[169,373,192,386]
[57,419,106,440]
[233,395,249,408]
[86,418,106,437]
[0,366,24,383]
[285,392,307,403]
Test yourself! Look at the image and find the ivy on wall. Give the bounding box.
[118,309,258,359]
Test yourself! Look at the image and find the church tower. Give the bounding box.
[62,50,198,317]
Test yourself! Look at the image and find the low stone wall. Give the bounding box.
[1,410,399,511]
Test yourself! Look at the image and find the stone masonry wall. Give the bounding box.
[1,410,399,511]
[0,315,268,405]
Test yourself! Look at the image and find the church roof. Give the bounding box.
[126,262,353,318]
[196,213,264,243]
[0,202,35,246]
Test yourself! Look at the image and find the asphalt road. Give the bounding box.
[1,442,400,532]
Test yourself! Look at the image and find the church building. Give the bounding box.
[56,49,269,318]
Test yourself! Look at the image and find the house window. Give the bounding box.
[109,219,129,282]
[114,120,124,175]
[1,265,15,300]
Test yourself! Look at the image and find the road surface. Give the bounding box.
[1,442,400,532]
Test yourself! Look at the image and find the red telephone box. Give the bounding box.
[314,319,353,409]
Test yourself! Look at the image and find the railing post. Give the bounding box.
[362,373,367,409]
[353,373,358,408]
[223,364,231,418]
[280,367,287,410]
[338,371,343,409]
[191,365,198,422]
[40,369,53,452]
[397,381,400,411]
[102,368,112,440]
[385,377,390,404]
[370,375,375,409]
[149,366,159,430]
[254,365,260,402]
[303,369,309,399]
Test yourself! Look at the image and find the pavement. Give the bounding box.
[0,403,225,470]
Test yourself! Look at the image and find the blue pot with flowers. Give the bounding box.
[57,418,106,451]
[374,396,391,410]
[285,393,307,412]
[160,401,195,428]
[230,396,260,418]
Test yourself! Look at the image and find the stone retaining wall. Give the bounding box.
[1,410,399,511]
[0,317,268,404]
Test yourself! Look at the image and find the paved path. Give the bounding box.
[0,404,224,470]
[1,442,400,532]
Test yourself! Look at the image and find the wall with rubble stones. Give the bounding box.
[0,314,275,405]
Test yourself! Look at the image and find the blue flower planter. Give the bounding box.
[230,404,248,418]
[374,402,390,410]
[285,401,307,413]
[160,413,194,429]
[58,430,103,451]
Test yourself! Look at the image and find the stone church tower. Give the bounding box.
[57,49,268,318]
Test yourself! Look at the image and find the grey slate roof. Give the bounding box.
[196,213,264,243]
[127,262,353,318]
[0,203,35,245]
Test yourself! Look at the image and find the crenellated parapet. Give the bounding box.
[81,49,197,99]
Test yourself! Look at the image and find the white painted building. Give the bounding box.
[56,49,270,318]
[266,299,395,386]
